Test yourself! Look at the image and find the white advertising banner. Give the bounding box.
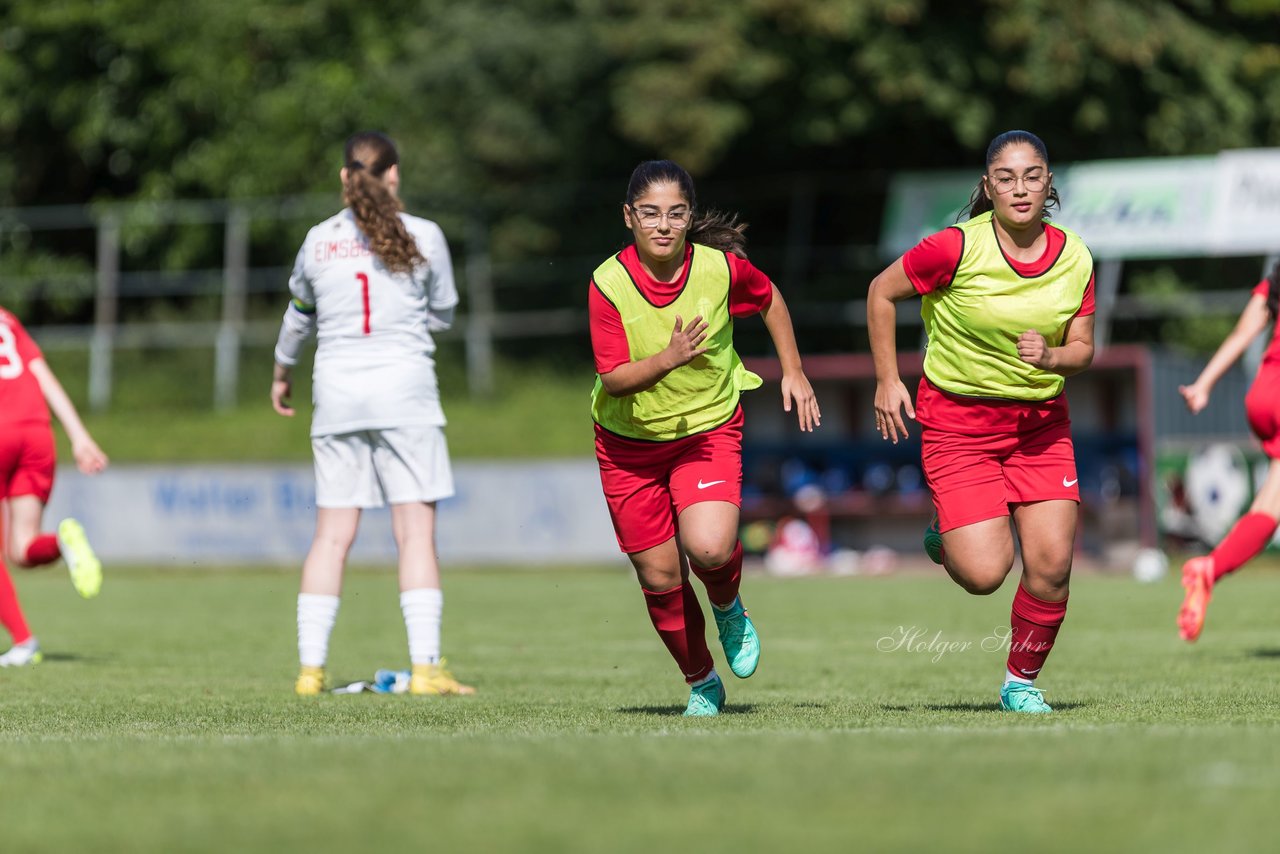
[42,461,621,566]
[1208,148,1280,255]
[879,148,1280,260]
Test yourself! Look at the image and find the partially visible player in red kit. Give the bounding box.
[590,160,820,716]
[1177,264,1280,641]
[869,130,1095,714]
[0,305,106,667]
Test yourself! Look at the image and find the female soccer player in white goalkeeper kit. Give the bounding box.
[271,130,474,697]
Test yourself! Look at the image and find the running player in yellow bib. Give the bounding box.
[590,160,820,716]
[868,130,1096,714]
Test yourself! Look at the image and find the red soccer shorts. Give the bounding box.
[595,407,744,554]
[916,377,1079,534]
[0,421,56,503]
[1245,363,1280,458]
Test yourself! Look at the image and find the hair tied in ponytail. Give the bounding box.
[341,131,424,275]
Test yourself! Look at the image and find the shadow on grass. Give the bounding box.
[1247,648,1280,658]
[880,701,1087,713]
[617,704,758,716]
[39,652,95,663]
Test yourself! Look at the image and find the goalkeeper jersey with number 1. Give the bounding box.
[289,209,459,437]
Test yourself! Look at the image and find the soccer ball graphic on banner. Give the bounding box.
[1183,443,1251,546]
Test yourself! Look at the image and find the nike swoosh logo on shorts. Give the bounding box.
[1063,477,1078,487]
[697,479,726,489]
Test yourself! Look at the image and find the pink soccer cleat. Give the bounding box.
[1178,555,1215,642]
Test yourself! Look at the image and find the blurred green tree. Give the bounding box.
[1,0,1278,332]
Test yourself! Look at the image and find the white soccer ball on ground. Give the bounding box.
[1132,547,1169,583]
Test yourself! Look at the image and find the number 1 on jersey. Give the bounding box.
[357,272,371,334]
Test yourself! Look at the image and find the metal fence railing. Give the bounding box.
[2,195,1272,411]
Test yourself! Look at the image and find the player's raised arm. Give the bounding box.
[597,313,709,397]
[1179,292,1270,414]
[27,358,107,475]
[867,258,918,444]
[759,285,820,432]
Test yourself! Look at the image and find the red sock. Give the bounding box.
[643,583,714,684]
[23,534,61,568]
[689,541,743,608]
[0,560,33,645]
[1007,584,1067,681]
[1210,512,1278,581]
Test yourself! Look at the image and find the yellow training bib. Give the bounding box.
[591,244,762,440]
[921,212,1092,400]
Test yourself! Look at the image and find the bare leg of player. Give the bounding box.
[295,507,360,695]
[390,501,473,695]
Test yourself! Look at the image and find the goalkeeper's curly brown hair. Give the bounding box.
[342,131,426,275]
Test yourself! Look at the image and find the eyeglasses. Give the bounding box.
[987,173,1048,194]
[630,207,691,230]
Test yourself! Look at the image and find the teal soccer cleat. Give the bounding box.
[924,514,944,565]
[1000,682,1052,714]
[712,597,760,678]
[684,672,726,717]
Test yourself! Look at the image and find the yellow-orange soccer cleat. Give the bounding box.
[409,659,476,696]
[294,665,327,696]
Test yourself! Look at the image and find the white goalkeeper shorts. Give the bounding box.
[312,426,454,509]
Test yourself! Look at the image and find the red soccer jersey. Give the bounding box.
[1250,279,1280,367]
[0,307,49,426]
[589,243,775,375]
[903,223,1097,315]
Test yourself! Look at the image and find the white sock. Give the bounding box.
[297,593,340,668]
[691,668,719,688]
[401,587,443,666]
[1004,669,1034,687]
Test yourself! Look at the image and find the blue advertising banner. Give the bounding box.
[43,461,620,566]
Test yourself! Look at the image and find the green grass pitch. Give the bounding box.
[2,564,1279,852]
